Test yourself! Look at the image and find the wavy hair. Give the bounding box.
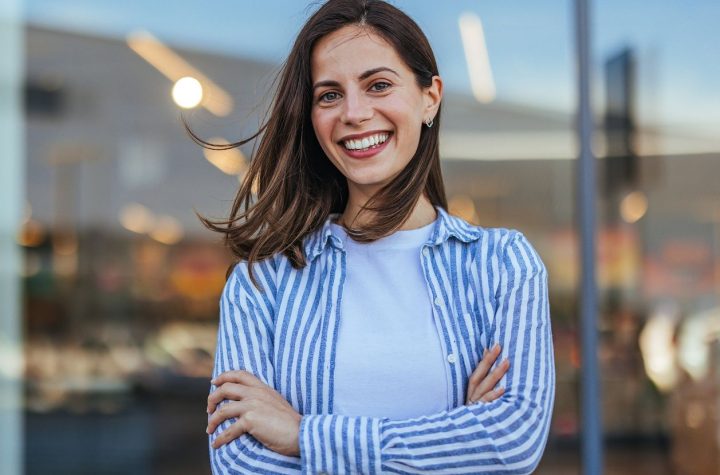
[184,0,446,287]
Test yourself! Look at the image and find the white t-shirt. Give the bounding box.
[329,218,450,419]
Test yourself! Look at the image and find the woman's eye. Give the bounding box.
[370,81,391,92]
[319,91,340,103]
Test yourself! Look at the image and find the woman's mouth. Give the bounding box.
[339,132,392,159]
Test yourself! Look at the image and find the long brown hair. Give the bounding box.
[184,0,447,286]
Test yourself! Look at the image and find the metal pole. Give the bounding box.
[576,0,603,474]
[0,0,25,473]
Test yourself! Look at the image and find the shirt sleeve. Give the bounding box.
[299,231,555,475]
[209,261,302,475]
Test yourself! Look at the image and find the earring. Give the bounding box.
[425,117,434,128]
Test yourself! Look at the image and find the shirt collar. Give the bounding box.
[427,205,484,246]
[303,205,483,261]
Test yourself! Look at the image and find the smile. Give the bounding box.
[342,132,390,151]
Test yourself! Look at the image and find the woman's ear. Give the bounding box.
[423,75,443,120]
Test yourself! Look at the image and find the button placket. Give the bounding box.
[421,244,455,409]
[434,288,463,406]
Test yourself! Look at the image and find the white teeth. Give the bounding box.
[343,133,389,151]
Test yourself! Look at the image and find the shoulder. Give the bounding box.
[442,211,545,272]
[482,229,547,280]
[225,255,281,300]
[226,215,337,293]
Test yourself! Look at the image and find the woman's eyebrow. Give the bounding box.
[357,66,399,80]
[312,66,400,90]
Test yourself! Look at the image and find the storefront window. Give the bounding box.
[16,0,719,473]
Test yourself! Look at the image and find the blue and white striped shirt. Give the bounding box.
[209,206,555,474]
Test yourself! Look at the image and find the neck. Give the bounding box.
[339,192,437,231]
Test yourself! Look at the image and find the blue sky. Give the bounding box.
[24,0,720,135]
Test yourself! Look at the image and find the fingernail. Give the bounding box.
[206,426,211,434]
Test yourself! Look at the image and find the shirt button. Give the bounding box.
[422,248,429,256]
[434,296,442,306]
[447,353,457,364]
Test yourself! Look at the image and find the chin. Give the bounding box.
[346,170,395,188]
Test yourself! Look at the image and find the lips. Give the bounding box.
[339,132,392,159]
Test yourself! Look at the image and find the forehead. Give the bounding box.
[311,25,407,79]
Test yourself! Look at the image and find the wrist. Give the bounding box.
[293,414,302,457]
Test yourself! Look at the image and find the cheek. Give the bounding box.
[395,118,422,154]
[311,113,333,146]
[386,99,423,139]
[311,114,343,169]
[399,135,421,165]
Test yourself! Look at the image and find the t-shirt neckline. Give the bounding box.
[329,216,437,250]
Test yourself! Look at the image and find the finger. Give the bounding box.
[480,386,505,403]
[211,370,265,388]
[211,419,248,449]
[211,370,246,386]
[466,344,502,403]
[470,358,510,402]
[473,358,510,398]
[207,383,247,414]
[465,349,484,405]
[468,344,501,386]
[207,400,247,435]
[465,346,494,404]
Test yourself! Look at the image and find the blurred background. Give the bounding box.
[1,0,719,473]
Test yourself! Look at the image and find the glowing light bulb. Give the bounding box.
[172,76,203,109]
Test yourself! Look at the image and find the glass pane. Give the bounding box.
[595,0,720,473]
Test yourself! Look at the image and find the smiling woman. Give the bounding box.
[184,0,554,474]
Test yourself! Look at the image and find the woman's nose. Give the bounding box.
[340,92,373,125]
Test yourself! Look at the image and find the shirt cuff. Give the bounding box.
[299,414,383,475]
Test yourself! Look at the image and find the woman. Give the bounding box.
[191,0,555,473]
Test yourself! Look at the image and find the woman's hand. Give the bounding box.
[206,370,301,457]
[465,343,510,405]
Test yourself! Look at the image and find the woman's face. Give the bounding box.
[310,25,442,202]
